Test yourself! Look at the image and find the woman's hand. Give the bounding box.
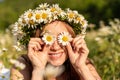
[66,35,89,68]
[28,38,50,70]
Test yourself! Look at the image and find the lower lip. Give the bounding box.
[49,52,63,60]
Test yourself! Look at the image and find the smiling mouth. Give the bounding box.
[48,52,63,60]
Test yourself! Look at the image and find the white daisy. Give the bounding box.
[40,10,51,24]
[80,20,88,34]
[48,4,63,20]
[58,32,72,46]
[80,19,88,27]
[34,10,41,23]
[24,9,33,20]
[28,18,36,28]
[37,3,49,10]
[18,15,27,27]
[12,22,19,36]
[74,14,85,24]
[66,9,77,22]
[50,4,61,13]
[58,10,66,18]
[42,33,56,45]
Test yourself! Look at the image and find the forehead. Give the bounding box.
[43,21,69,35]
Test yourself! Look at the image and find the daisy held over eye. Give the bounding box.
[11,3,101,80]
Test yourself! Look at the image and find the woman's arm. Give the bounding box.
[79,61,101,80]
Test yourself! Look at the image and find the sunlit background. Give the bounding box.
[0,0,120,80]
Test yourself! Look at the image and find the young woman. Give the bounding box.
[11,3,101,80]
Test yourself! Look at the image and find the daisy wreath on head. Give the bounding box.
[12,3,88,46]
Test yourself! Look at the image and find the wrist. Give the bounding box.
[32,68,45,80]
[76,64,88,74]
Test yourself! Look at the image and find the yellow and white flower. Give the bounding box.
[40,10,51,24]
[66,8,78,22]
[18,15,27,27]
[37,3,49,10]
[42,33,56,45]
[80,19,88,28]
[58,32,72,46]
[28,18,36,28]
[24,9,33,21]
[74,14,85,24]
[33,10,41,23]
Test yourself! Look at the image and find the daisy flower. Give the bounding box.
[42,33,56,45]
[50,4,61,13]
[58,32,72,46]
[74,14,85,24]
[34,10,41,23]
[28,18,36,28]
[40,10,51,24]
[48,4,61,20]
[80,19,88,27]
[18,15,27,27]
[37,3,49,10]
[80,20,88,34]
[24,9,33,20]
[66,9,78,22]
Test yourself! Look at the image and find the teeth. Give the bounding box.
[50,53,59,55]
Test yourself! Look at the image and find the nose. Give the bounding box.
[50,41,61,51]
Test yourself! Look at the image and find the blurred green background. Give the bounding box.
[0,0,120,31]
[0,0,120,80]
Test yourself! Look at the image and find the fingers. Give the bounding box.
[28,38,44,51]
[66,42,74,59]
[72,35,84,46]
[72,35,87,52]
[30,38,44,45]
[28,38,51,54]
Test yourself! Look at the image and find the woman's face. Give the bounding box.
[43,21,71,66]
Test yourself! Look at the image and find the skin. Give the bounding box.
[11,21,102,80]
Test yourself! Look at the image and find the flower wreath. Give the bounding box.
[12,3,88,46]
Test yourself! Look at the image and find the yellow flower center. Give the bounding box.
[46,36,52,42]
[29,20,34,25]
[42,13,47,19]
[68,12,74,18]
[76,17,81,21]
[22,19,26,24]
[28,13,33,18]
[51,7,56,12]
[62,36,68,42]
[36,14,41,20]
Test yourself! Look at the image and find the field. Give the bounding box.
[0,19,120,80]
